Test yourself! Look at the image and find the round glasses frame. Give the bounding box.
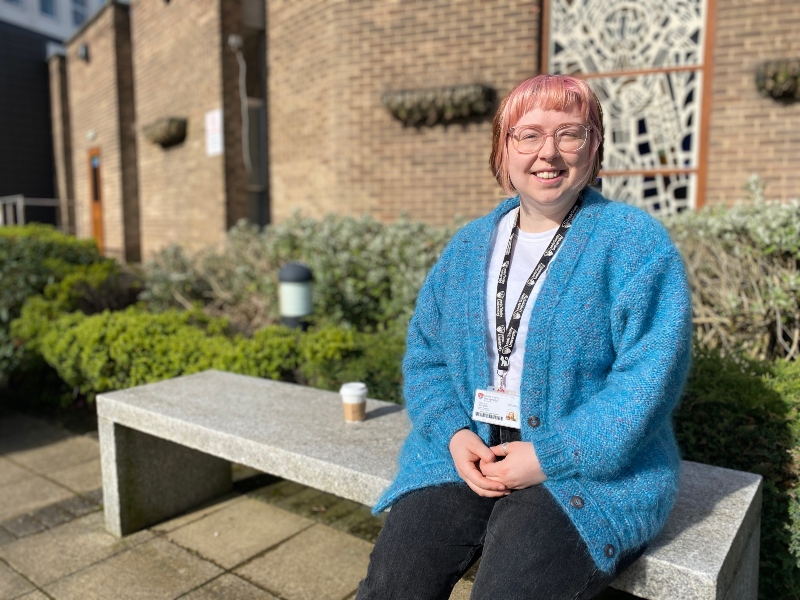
[507,124,592,155]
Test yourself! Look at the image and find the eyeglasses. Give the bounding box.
[507,124,591,154]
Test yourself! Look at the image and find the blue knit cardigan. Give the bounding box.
[373,189,693,573]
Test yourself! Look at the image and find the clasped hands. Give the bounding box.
[449,428,547,497]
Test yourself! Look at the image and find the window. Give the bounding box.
[40,0,56,17]
[72,0,87,26]
[544,0,713,213]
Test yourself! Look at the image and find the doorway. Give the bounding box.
[88,148,104,253]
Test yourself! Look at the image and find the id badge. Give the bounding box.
[472,388,521,429]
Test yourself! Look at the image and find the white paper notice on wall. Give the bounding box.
[205,109,223,157]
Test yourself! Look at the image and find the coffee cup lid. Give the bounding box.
[340,382,367,395]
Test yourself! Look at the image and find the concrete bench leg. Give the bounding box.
[724,523,760,600]
[99,417,232,536]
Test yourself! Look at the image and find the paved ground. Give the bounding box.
[0,412,636,600]
[0,412,479,600]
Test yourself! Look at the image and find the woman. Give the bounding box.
[357,74,693,599]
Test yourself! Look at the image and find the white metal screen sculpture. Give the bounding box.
[548,0,707,214]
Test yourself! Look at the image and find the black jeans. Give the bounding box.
[358,436,642,600]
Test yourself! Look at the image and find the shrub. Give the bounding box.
[675,346,800,599]
[33,308,403,406]
[6,260,142,408]
[11,261,141,355]
[298,325,405,403]
[665,180,800,360]
[0,224,102,386]
[39,307,298,403]
[141,214,458,333]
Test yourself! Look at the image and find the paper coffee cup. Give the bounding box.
[340,382,367,423]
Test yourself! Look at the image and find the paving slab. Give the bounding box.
[236,524,372,600]
[150,493,245,534]
[6,437,99,476]
[43,536,222,600]
[57,494,100,519]
[2,516,45,539]
[259,487,361,524]
[81,488,103,505]
[0,529,13,547]
[0,476,73,522]
[166,498,313,569]
[300,495,363,526]
[0,415,68,455]
[16,591,50,600]
[47,459,101,494]
[243,479,309,505]
[181,574,278,600]
[0,458,33,488]
[32,504,73,529]
[0,560,34,599]
[0,512,152,586]
[327,505,384,543]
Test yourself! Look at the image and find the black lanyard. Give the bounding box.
[494,199,581,388]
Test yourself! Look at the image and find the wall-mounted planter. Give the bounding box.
[755,59,800,102]
[142,117,188,147]
[382,84,495,127]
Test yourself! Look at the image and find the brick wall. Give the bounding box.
[132,0,249,260]
[48,53,75,233]
[114,5,141,262]
[705,0,800,205]
[267,0,542,225]
[66,3,131,260]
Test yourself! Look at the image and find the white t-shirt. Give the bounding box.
[485,209,559,393]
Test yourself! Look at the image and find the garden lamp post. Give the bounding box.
[278,262,313,330]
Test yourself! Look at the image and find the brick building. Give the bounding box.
[50,0,800,261]
[50,2,139,259]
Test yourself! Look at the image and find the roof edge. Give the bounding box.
[64,0,129,47]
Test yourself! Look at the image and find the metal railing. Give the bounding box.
[0,195,74,234]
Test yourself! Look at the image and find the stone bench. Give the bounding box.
[97,370,762,600]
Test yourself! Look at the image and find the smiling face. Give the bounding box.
[507,105,593,225]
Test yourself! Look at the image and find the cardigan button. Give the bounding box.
[527,416,541,428]
[604,544,616,558]
[570,495,584,509]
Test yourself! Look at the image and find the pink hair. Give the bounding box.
[490,74,604,195]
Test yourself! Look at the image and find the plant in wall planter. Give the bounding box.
[142,117,188,148]
[755,59,800,102]
[382,84,496,127]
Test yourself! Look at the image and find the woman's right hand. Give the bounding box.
[449,429,509,497]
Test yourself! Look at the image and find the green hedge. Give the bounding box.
[0,224,103,386]
[24,307,404,405]
[38,308,296,402]
[4,253,141,407]
[675,346,800,599]
[298,325,405,402]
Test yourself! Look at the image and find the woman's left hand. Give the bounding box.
[480,442,548,490]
